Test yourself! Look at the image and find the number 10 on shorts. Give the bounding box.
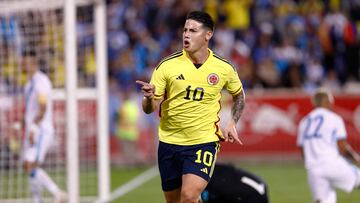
[195,150,213,167]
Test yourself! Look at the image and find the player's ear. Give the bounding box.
[205,30,213,41]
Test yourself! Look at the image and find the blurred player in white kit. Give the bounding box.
[297,88,360,203]
[20,50,67,203]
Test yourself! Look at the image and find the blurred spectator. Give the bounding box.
[253,0,274,26]
[102,0,360,96]
[221,0,252,31]
[213,16,235,59]
[231,40,258,89]
[257,58,280,88]
[132,28,160,78]
[298,0,324,18]
[303,58,324,92]
[0,15,21,55]
[111,47,136,90]
[322,69,341,92]
[323,7,348,84]
[343,19,360,81]
[273,36,302,77]
[283,63,303,88]
[108,76,121,136]
[116,90,141,167]
[252,22,274,65]
[0,77,6,94]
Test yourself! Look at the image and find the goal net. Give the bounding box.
[0,0,108,202]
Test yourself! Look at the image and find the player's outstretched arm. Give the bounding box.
[223,90,245,144]
[136,80,160,114]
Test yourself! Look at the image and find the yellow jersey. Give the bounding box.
[150,49,243,145]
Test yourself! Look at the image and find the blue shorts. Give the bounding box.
[158,141,220,191]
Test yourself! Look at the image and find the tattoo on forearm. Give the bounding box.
[231,90,245,123]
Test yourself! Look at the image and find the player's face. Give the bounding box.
[183,19,213,53]
[22,56,37,75]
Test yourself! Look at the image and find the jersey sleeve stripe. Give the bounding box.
[229,87,242,96]
[154,94,163,99]
[155,51,183,70]
[167,50,182,57]
[158,92,167,118]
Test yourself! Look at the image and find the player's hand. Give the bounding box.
[223,120,242,145]
[12,121,22,131]
[28,124,39,146]
[136,80,155,99]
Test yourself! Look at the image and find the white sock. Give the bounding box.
[34,168,61,196]
[29,172,42,203]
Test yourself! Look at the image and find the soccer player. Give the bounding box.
[201,163,269,203]
[136,11,245,203]
[297,88,360,203]
[21,50,67,203]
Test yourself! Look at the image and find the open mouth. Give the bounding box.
[184,40,190,47]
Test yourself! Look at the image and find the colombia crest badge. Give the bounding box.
[207,73,219,85]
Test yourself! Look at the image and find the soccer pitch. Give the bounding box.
[110,162,360,203]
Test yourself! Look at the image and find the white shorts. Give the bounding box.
[307,158,360,203]
[23,128,54,164]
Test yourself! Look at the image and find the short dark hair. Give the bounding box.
[312,88,332,107]
[186,11,214,31]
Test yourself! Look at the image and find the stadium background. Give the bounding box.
[0,0,360,202]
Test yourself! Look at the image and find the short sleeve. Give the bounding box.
[334,116,347,140]
[150,65,167,100]
[225,67,243,96]
[35,76,51,97]
[297,118,306,147]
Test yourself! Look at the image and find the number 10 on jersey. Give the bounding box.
[184,85,204,101]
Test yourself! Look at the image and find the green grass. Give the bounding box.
[241,163,310,203]
[110,162,360,203]
[110,167,162,203]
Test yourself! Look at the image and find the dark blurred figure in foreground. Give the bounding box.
[201,163,269,203]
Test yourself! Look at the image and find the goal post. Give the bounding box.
[0,0,109,202]
[64,0,79,202]
[94,0,110,201]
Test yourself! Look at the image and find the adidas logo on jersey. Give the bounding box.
[176,74,185,80]
[201,168,208,174]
